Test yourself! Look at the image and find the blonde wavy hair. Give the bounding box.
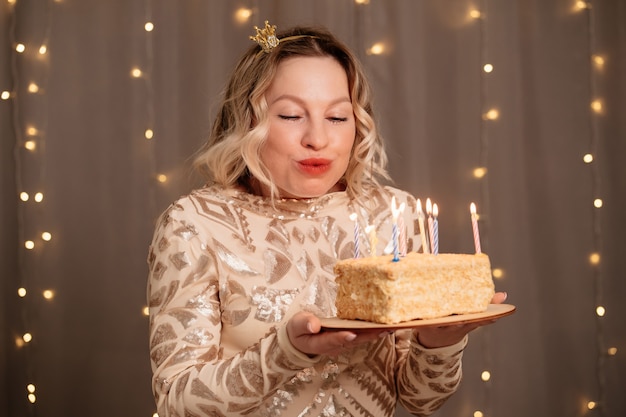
[193,25,390,199]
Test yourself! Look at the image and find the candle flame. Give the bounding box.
[470,202,477,215]
[433,203,438,217]
[426,198,433,215]
[349,212,357,221]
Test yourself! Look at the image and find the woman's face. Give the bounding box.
[260,56,356,199]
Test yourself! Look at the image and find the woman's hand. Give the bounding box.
[415,292,508,349]
[286,312,385,357]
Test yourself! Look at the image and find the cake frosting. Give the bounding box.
[333,252,495,324]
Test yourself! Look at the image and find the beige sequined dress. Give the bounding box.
[147,184,466,417]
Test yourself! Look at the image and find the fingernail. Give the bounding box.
[502,292,508,301]
[345,333,357,342]
[307,322,314,333]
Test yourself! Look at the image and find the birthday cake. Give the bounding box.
[333,252,495,324]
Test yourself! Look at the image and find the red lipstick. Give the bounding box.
[297,158,332,175]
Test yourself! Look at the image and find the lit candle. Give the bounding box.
[470,202,482,254]
[426,198,435,255]
[391,197,400,262]
[432,203,439,255]
[366,224,378,257]
[349,212,360,258]
[397,202,407,257]
[417,199,429,254]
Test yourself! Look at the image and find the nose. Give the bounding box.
[301,119,329,150]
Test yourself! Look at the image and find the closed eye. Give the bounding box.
[328,117,348,123]
[279,115,301,121]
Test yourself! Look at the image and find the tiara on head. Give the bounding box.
[250,21,279,53]
[249,20,317,53]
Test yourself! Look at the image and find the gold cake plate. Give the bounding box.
[320,304,516,330]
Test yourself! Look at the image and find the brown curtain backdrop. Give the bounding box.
[1,1,624,416]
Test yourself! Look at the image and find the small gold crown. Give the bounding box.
[250,21,280,53]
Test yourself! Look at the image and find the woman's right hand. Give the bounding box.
[286,311,385,357]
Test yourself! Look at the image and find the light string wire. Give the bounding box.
[9,0,54,412]
[143,0,158,218]
[584,1,606,415]
[8,2,34,411]
[477,1,494,416]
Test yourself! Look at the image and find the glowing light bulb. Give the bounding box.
[34,192,43,202]
[592,55,605,69]
[583,153,593,163]
[43,290,55,299]
[23,333,33,343]
[25,240,35,250]
[481,370,491,381]
[153,413,159,417]
[28,83,40,93]
[483,64,493,73]
[596,306,605,317]
[483,109,499,120]
[1,90,10,100]
[587,401,597,410]
[27,384,36,393]
[593,198,603,208]
[607,347,617,356]
[589,253,600,265]
[142,306,150,316]
[591,99,603,113]
[367,42,385,55]
[20,192,29,201]
[355,0,370,4]
[469,9,481,19]
[574,1,589,10]
[26,126,38,136]
[492,268,504,278]
[42,232,52,241]
[131,68,142,78]
[145,129,154,139]
[473,167,487,178]
[145,22,154,32]
[473,411,484,417]
[28,394,36,403]
[39,45,47,55]
[157,174,167,183]
[16,43,25,53]
[234,8,253,23]
[18,287,27,297]
[25,140,37,151]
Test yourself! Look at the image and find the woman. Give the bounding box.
[147,22,506,417]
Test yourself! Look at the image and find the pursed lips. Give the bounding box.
[297,158,332,174]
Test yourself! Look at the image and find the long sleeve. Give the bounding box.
[147,207,321,416]
[394,330,467,416]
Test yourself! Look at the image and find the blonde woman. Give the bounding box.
[147,22,506,417]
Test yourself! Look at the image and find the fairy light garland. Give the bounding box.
[471,1,499,416]
[8,0,57,410]
[578,0,615,414]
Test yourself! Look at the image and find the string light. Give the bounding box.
[474,1,496,415]
[366,42,386,55]
[473,167,487,178]
[582,1,611,413]
[234,8,253,23]
[492,268,504,279]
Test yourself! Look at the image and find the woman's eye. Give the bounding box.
[328,117,348,123]
[279,115,300,121]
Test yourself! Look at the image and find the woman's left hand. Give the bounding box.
[414,292,508,348]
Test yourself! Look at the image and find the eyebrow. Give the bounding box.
[269,94,351,107]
